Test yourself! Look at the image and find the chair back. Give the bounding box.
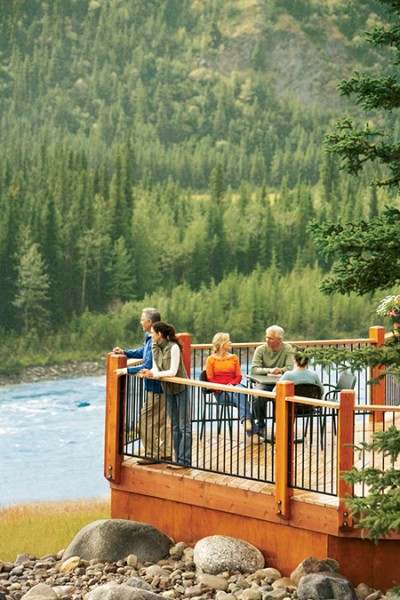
[294,383,323,400]
[200,369,208,382]
[200,369,214,395]
[294,383,323,416]
[324,372,357,402]
[336,371,357,391]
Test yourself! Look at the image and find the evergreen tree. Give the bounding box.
[110,236,136,302]
[13,236,50,333]
[311,0,400,296]
[324,2,400,188]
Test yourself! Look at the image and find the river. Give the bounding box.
[0,375,109,507]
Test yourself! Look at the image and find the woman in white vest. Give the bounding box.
[140,321,191,469]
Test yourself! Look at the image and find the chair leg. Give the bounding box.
[200,400,207,440]
[217,401,233,440]
[319,409,325,451]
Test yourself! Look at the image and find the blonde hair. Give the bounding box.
[212,332,230,354]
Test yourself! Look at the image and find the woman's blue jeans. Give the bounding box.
[166,387,192,466]
[215,383,257,435]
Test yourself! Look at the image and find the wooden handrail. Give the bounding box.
[191,337,376,351]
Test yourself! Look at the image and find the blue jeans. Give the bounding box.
[166,387,192,466]
[215,383,257,435]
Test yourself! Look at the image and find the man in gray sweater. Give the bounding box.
[251,325,294,435]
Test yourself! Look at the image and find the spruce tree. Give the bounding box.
[13,238,50,333]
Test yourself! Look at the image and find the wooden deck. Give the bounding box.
[106,349,400,593]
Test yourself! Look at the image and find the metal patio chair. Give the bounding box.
[199,369,236,440]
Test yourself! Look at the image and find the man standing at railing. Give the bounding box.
[113,307,172,464]
[251,325,294,437]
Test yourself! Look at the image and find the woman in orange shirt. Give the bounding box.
[206,332,258,442]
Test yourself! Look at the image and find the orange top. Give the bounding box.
[205,354,242,386]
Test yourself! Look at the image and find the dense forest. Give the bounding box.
[0,0,398,370]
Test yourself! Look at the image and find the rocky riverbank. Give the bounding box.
[0,519,393,600]
[0,360,106,388]
[0,543,390,600]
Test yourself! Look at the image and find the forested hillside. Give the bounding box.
[0,0,397,368]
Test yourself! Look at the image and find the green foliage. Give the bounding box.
[0,0,395,349]
[311,0,400,297]
[13,237,50,333]
[323,1,400,189]
[302,333,400,382]
[341,424,400,540]
[306,2,400,572]
[309,206,400,295]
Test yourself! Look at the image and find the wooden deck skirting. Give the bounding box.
[104,328,400,593]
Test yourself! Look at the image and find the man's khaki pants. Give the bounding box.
[140,391,172,459]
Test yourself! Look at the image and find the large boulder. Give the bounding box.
[194,535,264,575]
[61,519,172,564]
[297,571,357,600]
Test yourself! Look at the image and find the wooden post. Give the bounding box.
[337,389,355,531]
[104,352,126,484]
[275,381,294,520]
[369,326,386,424]
[178,332,191,378]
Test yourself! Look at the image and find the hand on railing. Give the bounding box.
[139,368,153,378]
[114,368,127,376]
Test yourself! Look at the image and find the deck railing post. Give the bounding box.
[104,352,126,484]
[178,332,191,378]
[337,389,355,531]
[369,326,386,423]
[275,381,294,520]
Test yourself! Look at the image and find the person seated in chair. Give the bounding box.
[273,352,324,396]
[251,325,294,435]
[206,332,258,444]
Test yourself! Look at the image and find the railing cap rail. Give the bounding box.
[191,337,375,350]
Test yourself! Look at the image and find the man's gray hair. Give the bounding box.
[266,325,284,339]
[142,307,161,323]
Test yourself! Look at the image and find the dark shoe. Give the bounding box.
[137,458,160,465]
[161,455,172,461]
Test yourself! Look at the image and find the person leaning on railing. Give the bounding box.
[206,332,258,444]
[251,325,294,436]
[140,321,192,470]
[113,307,172,465]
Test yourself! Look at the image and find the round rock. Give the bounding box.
[61,519,173,564]
[297,571,357,600]
[193,536,264,575]
[86,583,161,600]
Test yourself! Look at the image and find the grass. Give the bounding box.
[0,498,111,562]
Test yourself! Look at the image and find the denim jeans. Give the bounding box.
[215,383,257,435]
[166,387,192,466]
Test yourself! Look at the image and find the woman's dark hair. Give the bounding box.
[152,321,182,349]
[294,352,309,367]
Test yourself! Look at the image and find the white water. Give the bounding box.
[0,376,109,507]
